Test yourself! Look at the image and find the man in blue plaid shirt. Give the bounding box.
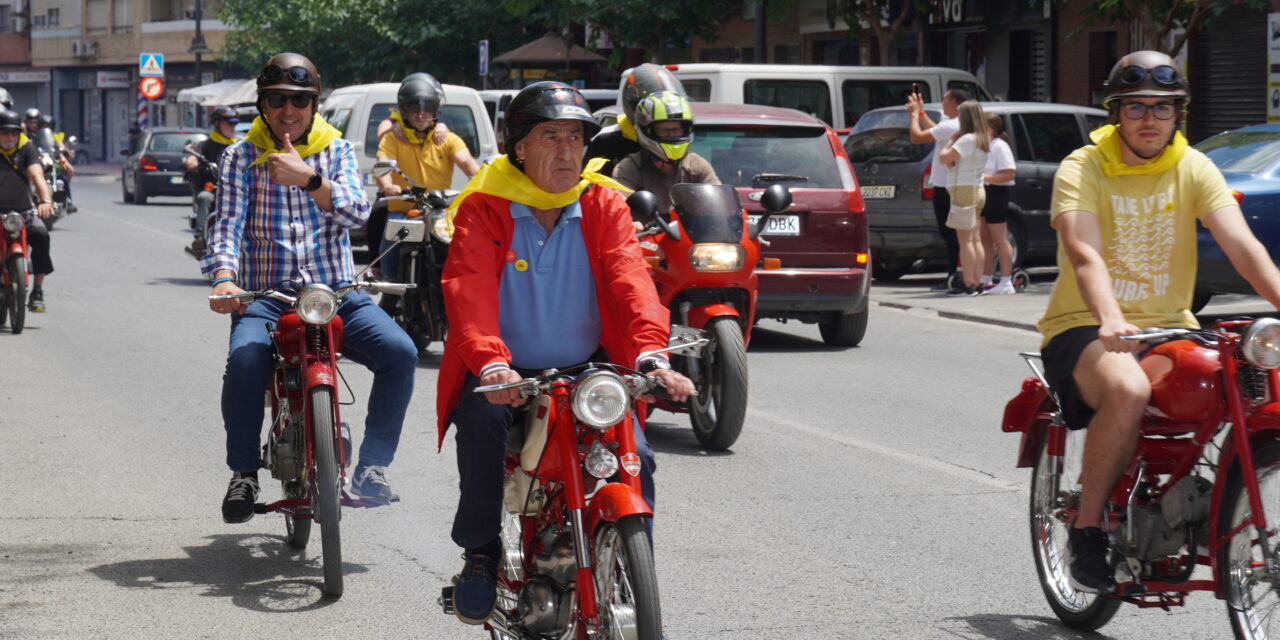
[202,52,418,523]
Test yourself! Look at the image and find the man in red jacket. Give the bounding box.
[436,82,695,626]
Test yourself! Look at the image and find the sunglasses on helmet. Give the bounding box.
[263,92,315,109]
[258,64,316,87]
[1115,65,1182,89]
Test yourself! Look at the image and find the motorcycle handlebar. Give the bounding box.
[1119,328,1191,342]
[207,280,417,304]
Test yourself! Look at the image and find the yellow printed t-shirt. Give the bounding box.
[376,130,469,213]
[1037,145,1236,346]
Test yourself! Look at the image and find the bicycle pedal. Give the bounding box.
[439,586,455,614]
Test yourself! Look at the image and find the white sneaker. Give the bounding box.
[987,281,1017,295]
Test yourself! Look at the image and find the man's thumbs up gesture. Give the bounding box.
[267,132,313,187]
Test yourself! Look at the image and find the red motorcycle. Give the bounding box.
[439,335,706,640]
[625,183,789,450]
[0,209,30,333]
[211,278,413,598]
[1003,319,1280,638]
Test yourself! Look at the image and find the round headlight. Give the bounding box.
[571,371,630,429]
[430,212,452,244]
[583,440,619,479]
[689,243,745,272]
[2,213,23,232]
[1243,318,1280,369]
[296,284,339,325]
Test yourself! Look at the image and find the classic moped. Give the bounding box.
[0,209,29,333]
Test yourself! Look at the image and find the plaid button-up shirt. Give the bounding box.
[201,137,370,290]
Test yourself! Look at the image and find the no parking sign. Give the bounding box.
[139,76,165,100]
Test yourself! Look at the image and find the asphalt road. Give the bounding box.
[0,173,1253,639]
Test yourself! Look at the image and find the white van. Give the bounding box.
[480,88,616,151]
[320,82,498,197]
[662,63,991,131]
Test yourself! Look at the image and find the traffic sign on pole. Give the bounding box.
[479,40,489,77]
[139,53,165,78]
[139,76,165,100]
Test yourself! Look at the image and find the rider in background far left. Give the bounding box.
[0,110,56,312]
[182,106,240,258]
[24,110,77,213]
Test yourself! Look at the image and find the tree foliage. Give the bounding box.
[1068,0,1268,57]
[502,0,738,63]
[837,0,934,64]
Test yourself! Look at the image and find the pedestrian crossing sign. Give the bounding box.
[139,53,164,77]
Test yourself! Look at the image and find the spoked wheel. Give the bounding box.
[1029,424,1119,630]
[8,256,26,334]
[594,516,662,640]
[310,386,343,598]
[1219,442,1280,639]
[688,318,748,450]
[283,471,311,549]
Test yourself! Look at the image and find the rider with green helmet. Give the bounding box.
[586,63,685,176]
[612,91,718,212]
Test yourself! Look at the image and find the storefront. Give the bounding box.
[0,69,53,114]
[925,0,1053,102]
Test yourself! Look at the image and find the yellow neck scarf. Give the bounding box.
[246,114,341,166]
[617,114,638,142]
[446,155,631,233]
[208,128,237,146]
[389,110,433,145]
[0,133,29,169]
[1088,124,1188,177]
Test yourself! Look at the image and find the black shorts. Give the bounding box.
[981,185,1010,224]
[1041,326,1101,431]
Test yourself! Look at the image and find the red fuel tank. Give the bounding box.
[1144,340,1223,423]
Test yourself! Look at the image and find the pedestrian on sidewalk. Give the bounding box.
[939,100,990,297]
[908,87,969,292]
[980,112,1018,294]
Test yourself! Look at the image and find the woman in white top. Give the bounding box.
[939,100,990,296]
[980,112,1018,294]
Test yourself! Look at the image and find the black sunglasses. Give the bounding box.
[263,92,314,109]
[1115,65,1182,89]
[258,64,316,87]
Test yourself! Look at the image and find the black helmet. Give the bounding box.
[1103,50,1189,107]
[0,110,20,131]
[23,107,40,122]
[619,63,685,121]
[211,106,239,124]
[38,114,53,129]
[503,82,600,159]
[256,52,322,95]
[397,73,444,116]
[0,88,12,110]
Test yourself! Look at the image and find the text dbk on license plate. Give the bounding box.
[747,214,801,236]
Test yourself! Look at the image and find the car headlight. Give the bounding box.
[689,243,745,272]
[1243,318,1280,369]
[430,212,452,244]
[2,213,23,232]
[295,284,339,325]
[571,370,630,429]
[583,440,619,479]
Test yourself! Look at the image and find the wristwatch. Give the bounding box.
[638,358,672,374]
[303,172,323,192]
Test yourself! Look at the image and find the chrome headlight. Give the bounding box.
[2,212,23,232]
[1243,318,1280,369]
[689,243,745,272]
[429,212,452,244]
[571,370,630,429]
[583,440,619,479]
[295,284,339,325]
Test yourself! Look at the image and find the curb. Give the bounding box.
[874,299,1039,333]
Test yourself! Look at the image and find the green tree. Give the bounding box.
[837,0,934,65]
[1068,0,1267,57]
[502,0,738,63]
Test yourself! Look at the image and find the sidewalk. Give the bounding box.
[871,268,1275,333]
[76,161,122,180]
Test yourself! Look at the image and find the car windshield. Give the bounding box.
[1195,130,1280,174]
[691,125,842,188]
[148,132,206,152]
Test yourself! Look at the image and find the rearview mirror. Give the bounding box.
[626,190,659,222]
[761,184,792,214]
[371,160,398,178]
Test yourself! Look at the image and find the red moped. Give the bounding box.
[0,209,29,333]
[1003,320,1280,638]
[625,183,789,450]
[439,335,706,640]
[212,278,413,598]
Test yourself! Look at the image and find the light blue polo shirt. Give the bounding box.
[499,200,602,369]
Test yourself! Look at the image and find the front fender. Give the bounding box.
[585,482,651,534]
[306,362,336,388]
[687,303,740,330]
[1208,403,1280,598]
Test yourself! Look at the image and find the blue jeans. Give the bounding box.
[449,374,657,550]
[221,290,418,472]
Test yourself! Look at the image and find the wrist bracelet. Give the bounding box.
[211,277,235,287]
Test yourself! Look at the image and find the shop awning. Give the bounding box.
[175,78,257,107]
[493,32,606,64]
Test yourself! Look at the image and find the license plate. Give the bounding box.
[861,185,895,199]
[748,214,801,236]
[170,176,185,184]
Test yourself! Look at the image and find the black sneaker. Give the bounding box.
[221,471,259,523]
[930,280,953,292]
[28,289,44,312]
[945,284,972,297]
[352,464,396,505]
[1066,526,1116,594]
[452,552,499,625]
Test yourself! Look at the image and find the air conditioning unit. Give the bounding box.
[71,39,98,59]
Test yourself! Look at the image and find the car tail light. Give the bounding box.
[854,253,868,266]
[139,156,159,171]
[826,129,864,213]
[921,165,934,201]
[1233,190,1245,204]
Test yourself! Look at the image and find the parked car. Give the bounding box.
[845,102,1107,280]
[121,127,208,205]
[684,103,870,346]
[1192,124,1280,309]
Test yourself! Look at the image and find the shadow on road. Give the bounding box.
[940,614,1119,640]
[746,326,850,354]
[643,419,735,458]
[87,532,368,612]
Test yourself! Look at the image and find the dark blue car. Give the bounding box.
[1193,124,1280,309]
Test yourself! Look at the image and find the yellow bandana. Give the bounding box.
[389,110,433,145]
[0,133,29,170]
[208,128,237,146]
[445,155,631,234]
[616,114,638,142]
[1088,124,1188,177]
[246,114,341,166]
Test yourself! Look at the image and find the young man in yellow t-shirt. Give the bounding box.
[1038,51,1280,594]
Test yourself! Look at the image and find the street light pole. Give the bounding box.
[188,0,211,127]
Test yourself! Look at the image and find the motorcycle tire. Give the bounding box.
[1029,425,1118,630]
[283,418,312,549]
[8,256,26,334]
[689,318,748,451]
[310,386,343,598]
[1218,441,1280,640]
[594,515,662,640]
